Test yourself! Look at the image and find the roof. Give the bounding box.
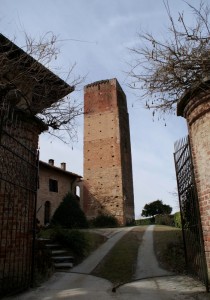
[0,34,74,114]
[39,160,82,179]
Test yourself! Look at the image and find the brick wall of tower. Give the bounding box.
[83,79,134,225]
[117,87,135,220]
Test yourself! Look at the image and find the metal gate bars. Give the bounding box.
[0,104,38,297]
[174,136,209,291]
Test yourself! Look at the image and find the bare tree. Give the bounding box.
[0,32,84,143]
[127,1,210,116]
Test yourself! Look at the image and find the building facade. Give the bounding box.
[37,159,82,225]
[83,78,134,225]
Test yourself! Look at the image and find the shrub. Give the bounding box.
[34,239,54,285]
[38,227,106,259]
[51,192,88,229]
[90,214,118,228]
[126,218,135,226]
[155,214,174,226]
[174,212,182,228]
[135,218,153,226]
[52,228,89,257]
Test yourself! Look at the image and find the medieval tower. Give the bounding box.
[83,78,134,225]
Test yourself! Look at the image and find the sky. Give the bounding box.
[1,0,200,218]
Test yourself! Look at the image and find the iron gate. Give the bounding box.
[0,103,38,296]
[174,136,209,290]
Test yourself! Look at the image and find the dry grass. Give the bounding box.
[91,226,146,285]
[84,231,107,255]
[153,225,186,273]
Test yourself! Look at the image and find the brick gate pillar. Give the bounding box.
[177,79,210,279]
[0,110,47,294]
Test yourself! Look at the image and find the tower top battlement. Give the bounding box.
[84,78,125,96]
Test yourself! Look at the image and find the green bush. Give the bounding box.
[38,227,106,259]
[155,214,174,226]
[34,239,54,285]
[174,212,182,228]
[51,192,88,229]
[126,218,136,226]
[135,218,153,226]
[52,228,89,257]
[90,214,118,228]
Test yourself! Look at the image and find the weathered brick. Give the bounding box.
[0,115,44,288]
[177,82,210,281]
[83,79,134,225]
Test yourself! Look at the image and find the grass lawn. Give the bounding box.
[91,226,146,286]
[38,225,186,285]
[153,225,186,273]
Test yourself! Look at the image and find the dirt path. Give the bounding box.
[117,225,207,300]
[134,225,173,279]
[4,225,208,300]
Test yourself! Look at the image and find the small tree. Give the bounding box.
[141,200,172,218]
[51,192,88,228]
[128,0,210,117]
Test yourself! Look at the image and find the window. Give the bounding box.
[76,186,80,198]
[49,179,58,192]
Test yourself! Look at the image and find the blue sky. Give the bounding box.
[1,0,200,218]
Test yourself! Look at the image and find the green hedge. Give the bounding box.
[135,218,153,226]
[136,213,182,228]
[51,228,89,257]
[155,214,174,226]
[39,226,89,257]
[90,214,119,228]
[174,212,182,228]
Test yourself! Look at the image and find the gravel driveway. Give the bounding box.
[4,225,209,300]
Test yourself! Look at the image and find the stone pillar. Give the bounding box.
[177,80,210,278]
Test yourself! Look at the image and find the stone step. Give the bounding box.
[54,262,73,269]
[52,256,74,263]
[40,240,75,271]
[45,244,61,248]
[51,249,68,255]
[37,238,51,242]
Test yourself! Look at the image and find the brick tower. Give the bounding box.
[83,78,134,225]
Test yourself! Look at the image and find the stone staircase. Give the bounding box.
[38,238,75,271]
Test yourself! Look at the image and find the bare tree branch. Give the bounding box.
[127,0,210,116]
[0,32,85,143]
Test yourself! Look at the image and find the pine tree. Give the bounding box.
[51,192,88,228]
